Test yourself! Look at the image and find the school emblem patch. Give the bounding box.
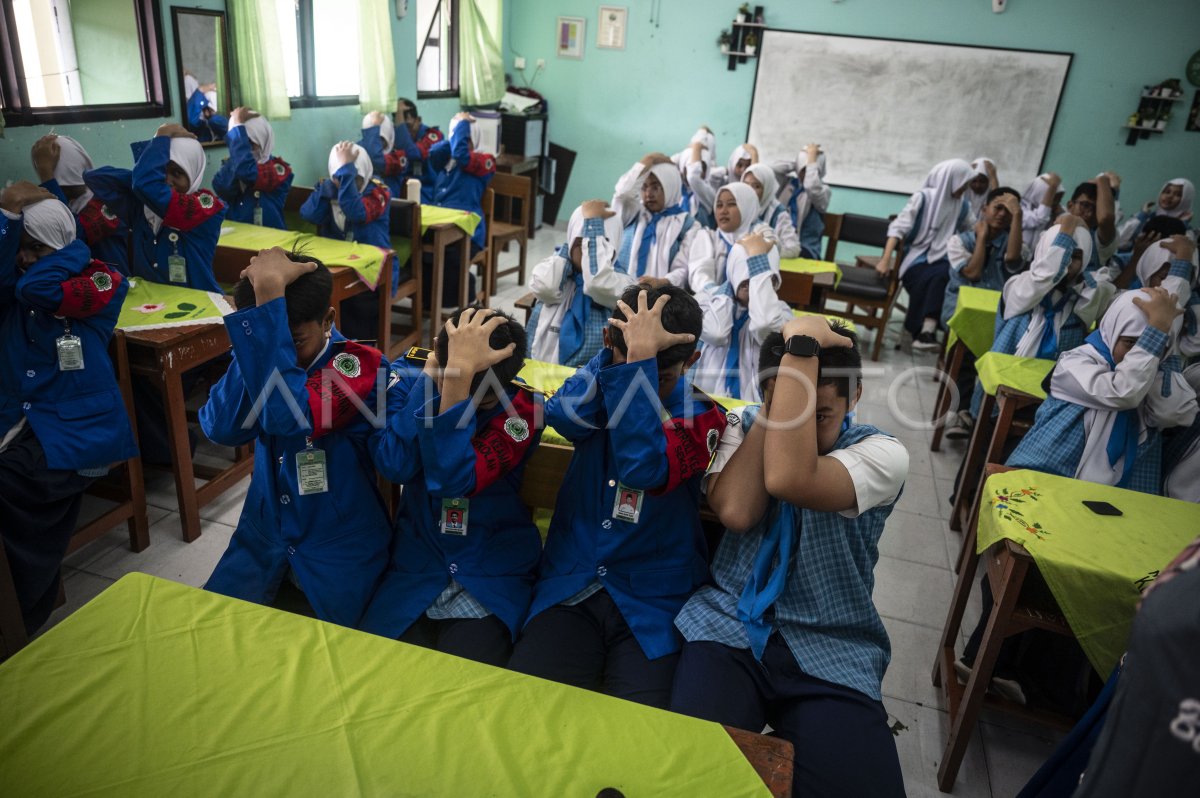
[333,353,361,378]
[707,428,720,454]
[91,272,113,292]
[198,193,214,209]
[274,163,287,175]
[504,417,530,442]
[100,204,118,221]
[725,411,741,427]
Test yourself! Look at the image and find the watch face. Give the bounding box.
[787,335,819,357]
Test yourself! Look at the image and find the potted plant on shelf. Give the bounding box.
[744,31,758,56]
[718,29,732,55]
[737,3,751,23]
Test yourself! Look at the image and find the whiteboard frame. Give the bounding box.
[746,29,1074,196]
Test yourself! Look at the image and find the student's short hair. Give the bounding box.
[233,249,332,326]
[756,323,862,400]
[758,331,785,399]
[1142,215,1188,238]
[608,284,701,369]
[1070,182,1097,203]
[986,186,1019,204]
[435,305,526,396]
[397,97,417,117]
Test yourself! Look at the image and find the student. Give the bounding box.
[1018,172,1062,251]
[676,127,716,227]
[361,307,542,666]
[212,107,293,229]
[691,184,791,402]
[527,201,628,366]
[612,153,699,290]
[1117,178,1195,251]
[772,144,831,260]
[183,72,228,142]
[200,247,392,628]
[742,163,800,259]
[672,318,908,798]
[395,97,445,194]
[508,285,727,708]
[422,112,496,308]
[30,134,131,275]
[358,110,409,200]
[688,143,757,225]
[1110,216,1189,289]
[966,157,998,221]
[0,185,136,635]
[1082,173,1122,268]
[877,159,975,350]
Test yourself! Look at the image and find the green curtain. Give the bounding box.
[227,0,291,119]
[459,0,505,107]
[358,0,397,113]
[214,16,226,112]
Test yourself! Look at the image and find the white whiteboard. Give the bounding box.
[747,31,1072,195]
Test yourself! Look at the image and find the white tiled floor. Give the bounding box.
[43,226,1062,795]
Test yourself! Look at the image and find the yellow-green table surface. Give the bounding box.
[218,221,391,291]
[975,352,1054,399]
[976,470,1200,675]
[420,204,481,237]
[115,279,233,331]
[780,257,841,287]
[0,574,768,798]
[946,286,1001,358]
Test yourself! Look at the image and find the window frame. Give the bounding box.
[286,0,357,109]
[0,0,170,127]
[416,0,459,100]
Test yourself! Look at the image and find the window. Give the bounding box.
[417,0,458,97]
[274,0,360,106]
[0,0,168,126]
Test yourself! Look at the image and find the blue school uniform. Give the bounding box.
[211,126,294,229]
[941,229,1021,326]
[398,122,443,194]
[0,221,136,472]
[199,298,393,627]
[40,178,131,276]
[357,125,409,200]
[299,168,392,249]
[360,360,544,640]
[524,350,728,660]
[424,121,495,251]
[785,178,826,260]
[676,419,901,699]
[186,88,228,142]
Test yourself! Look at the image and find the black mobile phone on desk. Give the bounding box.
[1082,500,1122,517]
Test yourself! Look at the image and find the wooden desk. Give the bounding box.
[424,221,471,343]
[496,153,540,238]
[778,270,835,308]
[120,323,254,543]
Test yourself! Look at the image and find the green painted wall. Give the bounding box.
[71,0,147,105]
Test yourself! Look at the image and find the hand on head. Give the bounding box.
[444,307,515,378]
[738,231,772,257]
[1055,213,1084,235]
[156,123,198,140]
[1159,234,1196,263]
[609,290,695,363]
[335,141,357,166]
[781,314,854,350]
[0,181,56,214]
[239,247,317,301]
[580,199,616,220]
[30,135,61,182]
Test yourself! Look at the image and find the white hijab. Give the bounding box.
[689,127,716,166]
[51,135,95,214]
[145,137,206,234]
[646,162,683,210]
[1158,178,1195,220]
[363,112,395,153]
[1014,224,1095,357]
[966,157,994,217]
[725,145,752,181]
[327,142,374,232]
[743,163,780,223]
[716,183,761,244]
[795,148,827,179]
[240,116,275,165]
[1021,174,1054,212]
[901,159,975,271]
[23,198,77,251]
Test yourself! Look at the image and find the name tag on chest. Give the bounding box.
[441,498,469,535]
[296,448,328,495]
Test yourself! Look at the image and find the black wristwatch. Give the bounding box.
[783,334,821,358]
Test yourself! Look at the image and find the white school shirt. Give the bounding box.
[762,201,801,259]
[772,158,832,224]
[706,406,909,518]
[1021,203,1053,252]
[886,193,972,278]
[946,234,1031,273]
[612,163,698,288]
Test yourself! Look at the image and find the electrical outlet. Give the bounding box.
[992,0,1007,12]
[536,58,546,69]
[514,56,526,70]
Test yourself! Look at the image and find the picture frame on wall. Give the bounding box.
[557,16,586,59]
[597,6,627,50]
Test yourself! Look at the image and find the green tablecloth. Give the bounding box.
[116,279,234,331]
[0,574,768,798]
[780,257,841,287]
[217,221,304,252]
[218,221,392,292]
[975,352,1053,399]
[976,469,1200,675]
[420,204,481,237]
[946,286,1001,357]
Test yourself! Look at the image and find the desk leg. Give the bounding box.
[430,230,446,342]
[930,341,965,452]
[933,518,978,690]
[377,253,393,355]
[966,394,1019,545]
[113,332,150,552]
[950,392,996,534]
[160,365,202,542]
[458,235,471,310]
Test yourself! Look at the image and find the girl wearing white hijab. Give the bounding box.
[611,154,700,289]
[687,143,756,225]
[879,159,976,349]
[1018,172,1062,250]
[771,145,832,259]
[359,110,409,199]
[1008,287,1196,492]
[965,157,997,221]
[1117,178,1197,251]
[300,141,391,249]
[742,163,800,258]
[691,183,791,401]
[212,108,293,229]
[127,124,227,293]
[674,127,716,227]
[527,201,628,366]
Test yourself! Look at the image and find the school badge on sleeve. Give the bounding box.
[90,271,113,292]
[333,353,362,378]
[198,193,215,209]
[707,427,720,454]
[504,417,530,442]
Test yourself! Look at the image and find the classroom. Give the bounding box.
[2,0,1199,795]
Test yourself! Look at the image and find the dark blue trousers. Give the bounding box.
[670,636,906,798]
[901,257,951,336]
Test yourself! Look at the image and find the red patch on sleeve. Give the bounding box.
[305,341,384,438]
[464,151,496,178]
[416,129,442,159]
[470,386,541,496]
[383,149,408,177]
[77,198,122,246]
[162,189,225,232]
[362,182,391,224]
[254,158,293,193]
[652,403,728,496]
[56,261,124,318]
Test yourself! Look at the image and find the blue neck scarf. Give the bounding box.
[1036,291,1072,359]
[555,244,591,365]
[1085,330,1140,488]
[619,203,686,277]
[787,177,805,224]
[725,309,750,398]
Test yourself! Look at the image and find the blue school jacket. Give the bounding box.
[424,121,495,251]
[211,126,294,230]
[300,168,392,249]
[0,223,137,472]
[397,122,444,194]
[358,125,408,200]
[359,361,544,640]
[40,178,131,276]
[199,298,393,627]
[186,88,229,142]
[526,350,728,660]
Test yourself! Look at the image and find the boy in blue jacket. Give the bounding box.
[212,108,293,229]
[359,111,409,200]
[508,284,728,708]
[200,247,393,628]
[396,97,444,193]
[0,185,136,634]
[362,307,543,665]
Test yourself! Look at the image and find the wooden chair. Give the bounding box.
[488,173,532,295]
[469,188,496,308]
[387,198,424,358]
[283,185,315,234]
[515,293,537,325]
[819,211,844,262]
[817,213,904,361]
